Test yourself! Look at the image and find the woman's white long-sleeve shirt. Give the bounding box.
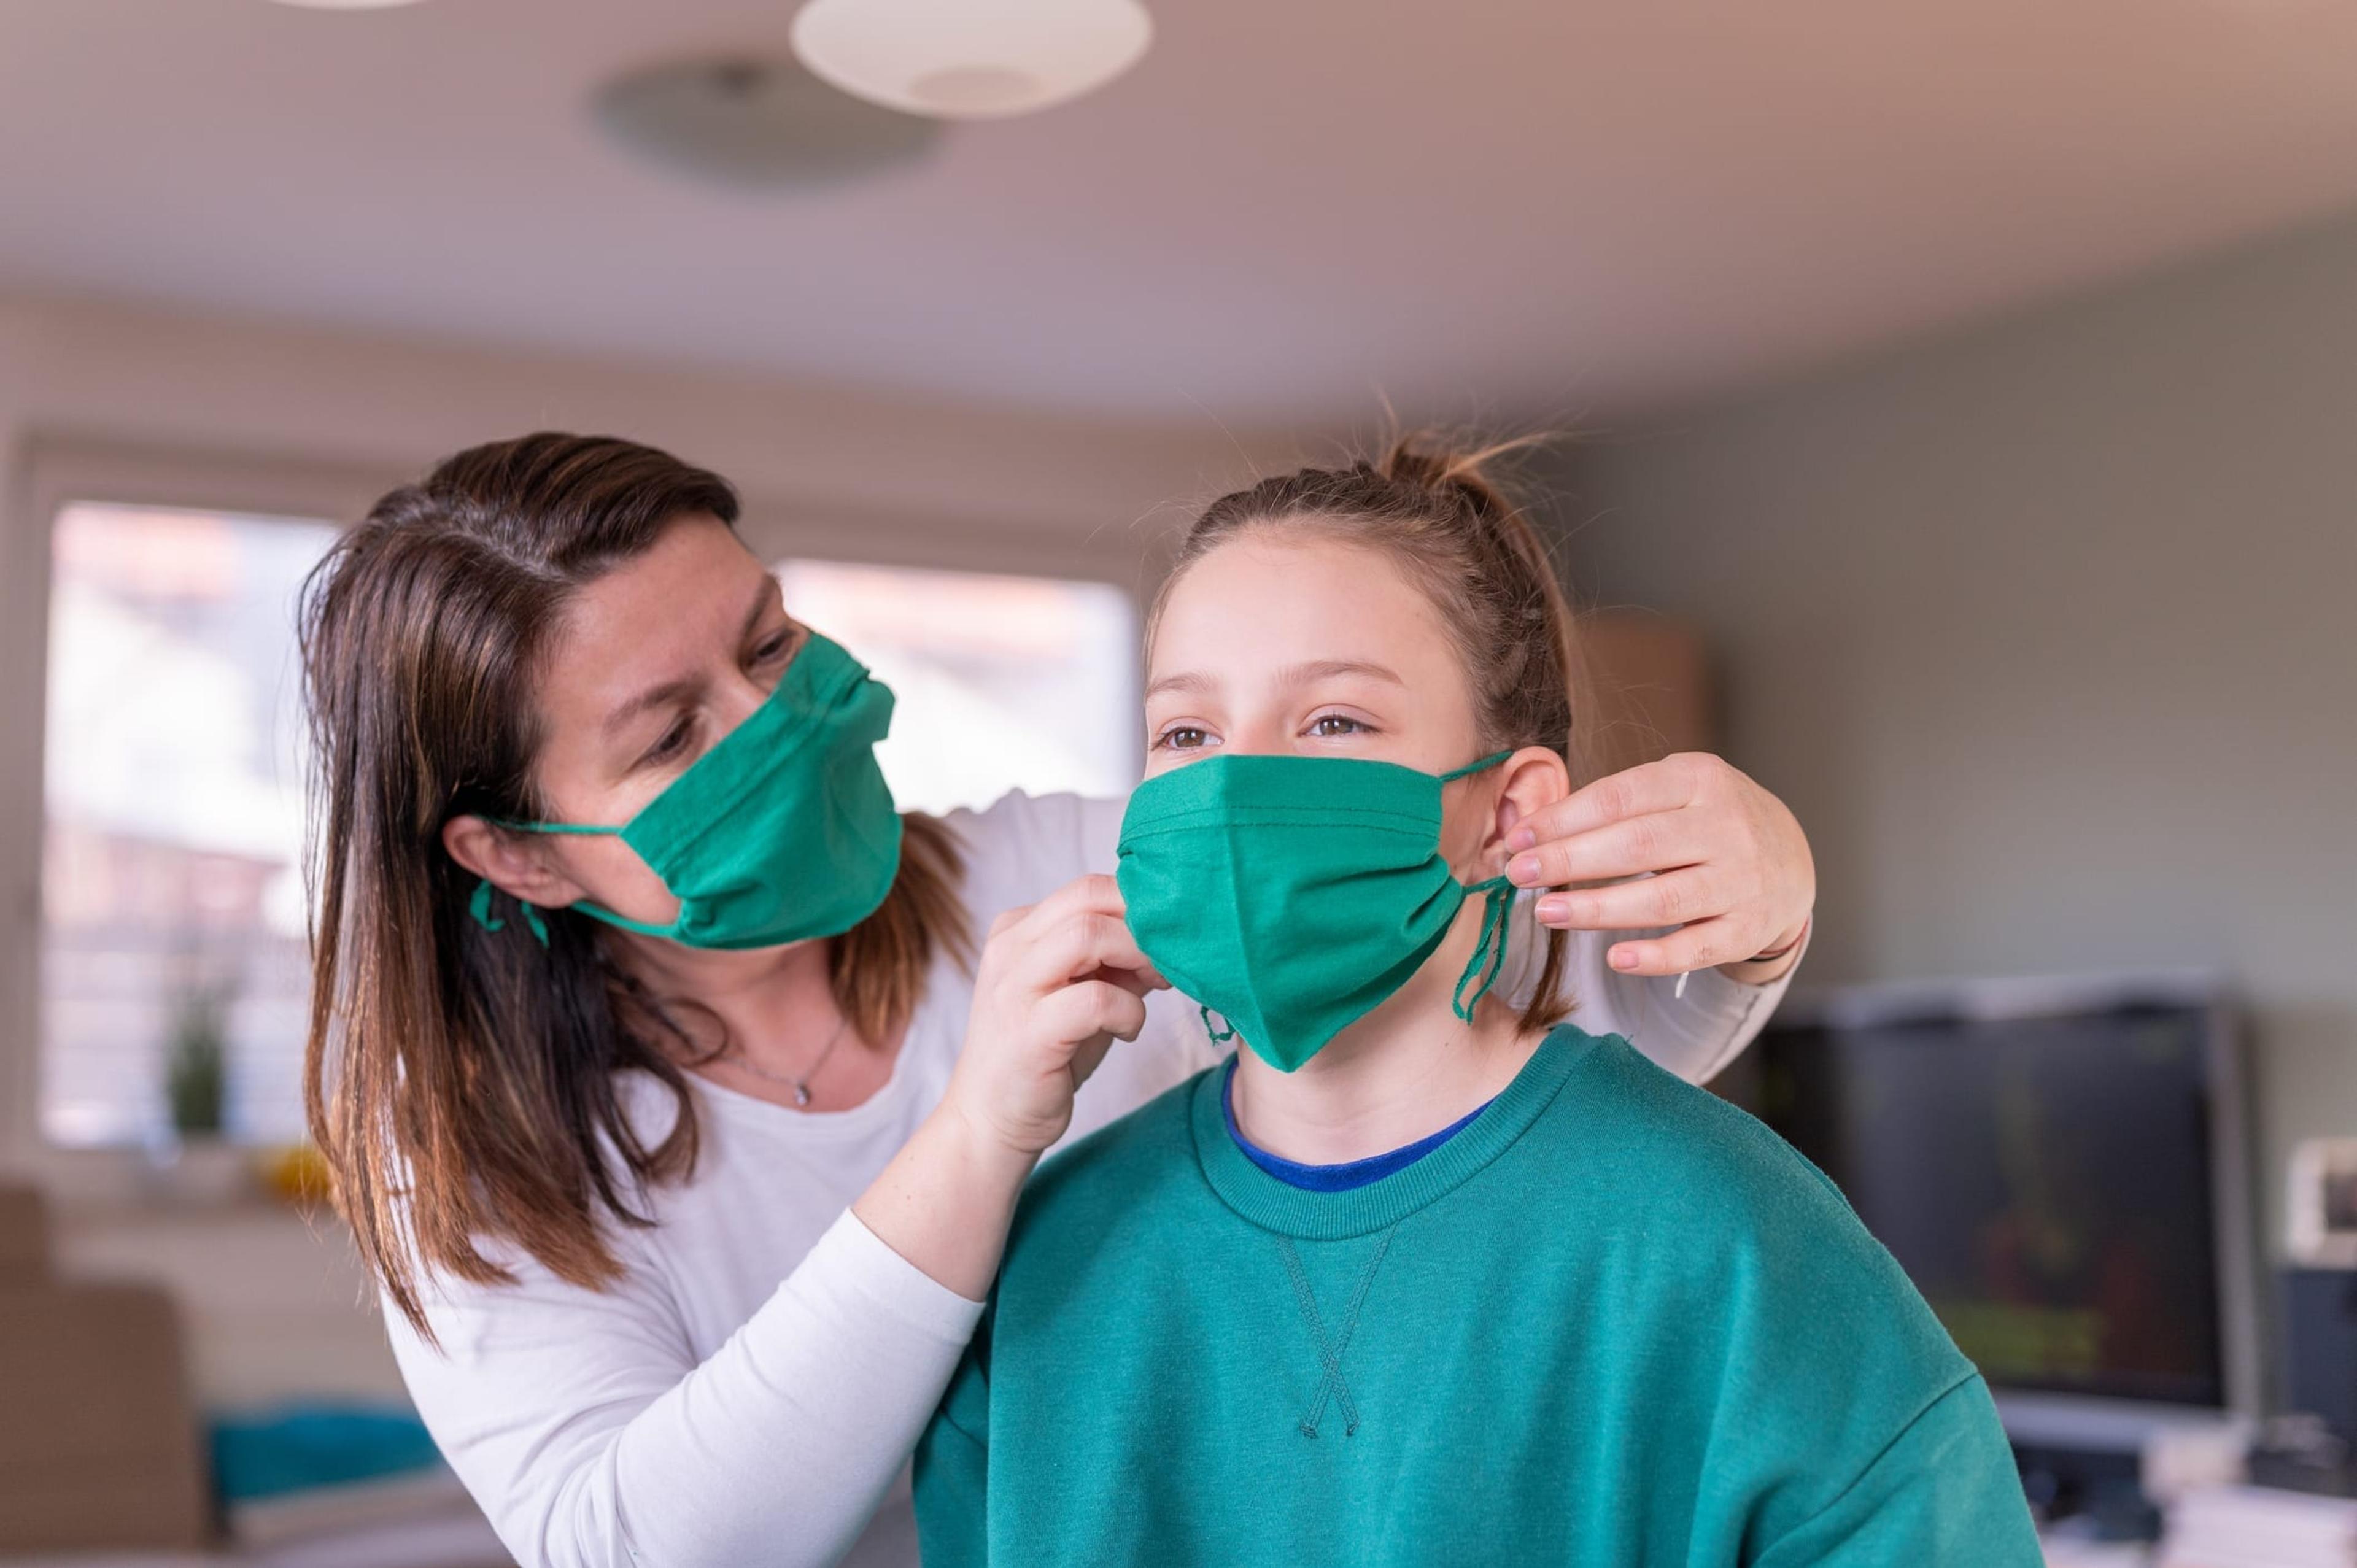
[387,790,1798,1568]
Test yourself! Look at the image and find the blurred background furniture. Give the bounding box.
[0,1182,211,1554]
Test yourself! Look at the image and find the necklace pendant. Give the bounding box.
[792,1082,812,1108]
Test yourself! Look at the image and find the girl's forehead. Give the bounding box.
[1150,532,1454,678]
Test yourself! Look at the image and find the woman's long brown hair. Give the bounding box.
[300,433,968,1337]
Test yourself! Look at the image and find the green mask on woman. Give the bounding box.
[1115,750,1516,1072]
[470,631,903,951]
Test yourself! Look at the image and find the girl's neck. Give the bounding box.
[1226,959,1539,1167]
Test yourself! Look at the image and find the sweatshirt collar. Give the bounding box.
[1190,1025,1601,1239]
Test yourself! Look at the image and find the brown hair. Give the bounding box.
[300,433,968,1336]
[1152,434,1586,1032]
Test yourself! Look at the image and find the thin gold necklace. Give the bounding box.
[732,1015,852,1108]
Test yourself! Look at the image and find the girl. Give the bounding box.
[913,442,2038,1565]
[301,434,1816,1568]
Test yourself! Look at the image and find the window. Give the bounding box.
[41,503,337,1148]
[775,559,1138,816]
[37,520,1139,1149]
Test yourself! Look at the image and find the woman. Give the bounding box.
[299,433,1815,1568]
[915,442,2033,1566]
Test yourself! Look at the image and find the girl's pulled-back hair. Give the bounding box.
[1153,434,1587,1032]
[301,433,967,1337]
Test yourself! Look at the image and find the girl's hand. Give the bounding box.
[946,875,1168,1157]
[1503,752,1814,981]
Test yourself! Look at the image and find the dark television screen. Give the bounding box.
[1747,1003,2224,1408]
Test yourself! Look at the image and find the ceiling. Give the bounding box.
[4,0,2356,427]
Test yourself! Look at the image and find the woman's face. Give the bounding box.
[1145,530,1496,871]
[516,514,800,927]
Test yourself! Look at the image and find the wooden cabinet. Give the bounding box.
[1576,611,1715,781]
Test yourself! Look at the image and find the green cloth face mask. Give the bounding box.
[471,631,904,951]
[1115,750,1516,1073]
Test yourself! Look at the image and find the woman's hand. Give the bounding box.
[1503,752,1814,981]
[858,875,1166,1302]
[945,874,1168,1157]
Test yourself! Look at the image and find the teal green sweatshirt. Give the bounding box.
[916,1026,2043,1567]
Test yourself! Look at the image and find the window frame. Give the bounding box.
[1,437,1153,1194]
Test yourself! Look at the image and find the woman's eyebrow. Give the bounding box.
[605,674,702,739]
[742,576,781,642]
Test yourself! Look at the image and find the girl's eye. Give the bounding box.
[1307,713,1366,739]
[752,629,795,665]
[1156,726,1212,752]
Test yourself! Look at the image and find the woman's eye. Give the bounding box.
[1307,713,1365,738]
[752,630,794,665]
[645,716,695,765]
[1157,726,1211,752]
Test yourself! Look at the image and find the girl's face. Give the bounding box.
[472,514,802,929]
[1145,531,1499,873]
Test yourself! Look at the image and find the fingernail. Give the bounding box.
[1509,853,1541,884]
[1536,897,1569,925]
[1610,948,1641,971]
[1506,826,1536,851]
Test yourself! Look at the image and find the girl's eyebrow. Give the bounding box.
[1275,658,1404,689]
[1145,658,1403,701]
[1144,670,1214,700]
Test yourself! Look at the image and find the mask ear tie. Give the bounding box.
[468,876,504,933]
[1437,749,1514,784]
[469,877,551,949]
[1199,1005,1237,1044]
[1452,878,1517,1022]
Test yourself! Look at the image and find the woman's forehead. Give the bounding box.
[543,517,773,716]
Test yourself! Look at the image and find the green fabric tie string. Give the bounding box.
[468,876,549,949]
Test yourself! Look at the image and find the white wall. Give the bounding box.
[1559,210,2357,1257]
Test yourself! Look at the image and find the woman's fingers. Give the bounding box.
[1039,978,1148,1049]
[1533,868,1736,933]
[1509,807,1722,890]
[1022,910,1164,993]
[1507,754,1708,857]
[993,876,1166,991]
[1602,916,1759,978]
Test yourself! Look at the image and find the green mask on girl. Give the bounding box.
[470,631,903,951]
[1115,750,1516,1072]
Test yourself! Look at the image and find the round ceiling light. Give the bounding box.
[594,56,940,190]
[791,0,1151,120]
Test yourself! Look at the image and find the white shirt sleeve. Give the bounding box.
[1495,890,1806,1084]
[390,1210,981,1568]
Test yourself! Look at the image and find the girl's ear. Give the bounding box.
[1483,747,1571,872]
[442,814,589,908]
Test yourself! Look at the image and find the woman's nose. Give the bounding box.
[714,668,770,734]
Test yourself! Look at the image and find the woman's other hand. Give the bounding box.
[947,875,1168,1157]
[1503,752,1814,982]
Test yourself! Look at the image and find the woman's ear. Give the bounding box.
[441,814,587,908]
[1484,747,1571,873]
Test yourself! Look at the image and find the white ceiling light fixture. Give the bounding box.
[791,0,1151,120]
[594,56,940,190]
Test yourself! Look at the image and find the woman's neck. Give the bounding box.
[1226,941,1539,1167]
[613,930,900,1110]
